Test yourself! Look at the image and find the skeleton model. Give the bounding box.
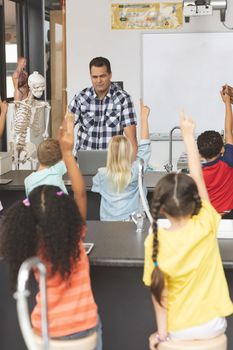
[11,71,51,169]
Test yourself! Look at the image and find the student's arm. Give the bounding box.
[59,112,87,221]
[91,171,101,193]
[124,124,137,160]
[140,100,150,140]
[0,100,8,137]
[221,85,233,145]
[149,292,168,349]
[180,111,209,202]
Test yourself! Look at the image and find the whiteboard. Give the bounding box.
[141,32,233,134]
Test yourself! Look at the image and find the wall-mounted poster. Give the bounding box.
[111,2,183,30]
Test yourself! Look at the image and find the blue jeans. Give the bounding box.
[52,316,102,350]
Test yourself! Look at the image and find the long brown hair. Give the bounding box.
[151,173,201,305]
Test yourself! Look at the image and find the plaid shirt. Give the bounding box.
[68,83,137,153]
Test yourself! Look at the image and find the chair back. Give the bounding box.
[14,257,49,350]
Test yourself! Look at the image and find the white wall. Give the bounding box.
[66,0,233,170]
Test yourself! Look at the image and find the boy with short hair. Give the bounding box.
[197,85,233,217]
[24,138,68,196]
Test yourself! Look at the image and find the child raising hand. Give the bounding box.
[144,111,233,349]
[1,114,102,349]
[92,100,151,221]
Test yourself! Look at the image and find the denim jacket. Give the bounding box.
[92,139,151,221]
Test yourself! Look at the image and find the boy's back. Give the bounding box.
[24,160,68,196]
[202,144,233,213]
[198,86,233,215]
[24,138,68,196]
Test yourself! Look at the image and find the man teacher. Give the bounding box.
[69,57,137,159]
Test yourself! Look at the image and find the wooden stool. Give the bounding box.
[33,331,97,350]
[158,334,227,350]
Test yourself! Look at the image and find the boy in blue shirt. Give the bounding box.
[24,138,68,196]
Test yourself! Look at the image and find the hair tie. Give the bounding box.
[56,191,64,196]
[154,261,158,267]
[22,198,30,207]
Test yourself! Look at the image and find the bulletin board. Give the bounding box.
[141,32,233,134]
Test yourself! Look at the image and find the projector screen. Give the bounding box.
[141,32,233,134]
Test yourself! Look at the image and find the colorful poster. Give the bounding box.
[111,2,183,30]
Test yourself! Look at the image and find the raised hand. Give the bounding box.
[140,99,150,141]
[180,110,195,138]
[140,99,150,119]
[149,332,160,350]
[222,84,233,104]
[59,112,75,153]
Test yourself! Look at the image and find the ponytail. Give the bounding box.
[150,199,165,305]
[0,201,38,289]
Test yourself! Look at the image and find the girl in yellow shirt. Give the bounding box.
[143,111,233,349]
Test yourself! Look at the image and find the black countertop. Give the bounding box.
[0,170,166,191]
[2,172,233,268]
[86,221,233,269]
[0,219,232,268]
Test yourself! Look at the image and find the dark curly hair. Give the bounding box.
[0,185,84,290]
[150,173,201,305]
[197,131,223,159]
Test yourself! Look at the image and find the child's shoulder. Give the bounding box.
[223,143,233,157]
[24,170,37,183]
[93,167,107,182]
[193,200,220,228]
[96,167,107,174]
[144,230,154,247]
[221,144,233,168]
[48,160,66,174]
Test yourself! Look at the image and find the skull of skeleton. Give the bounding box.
[28,71,45,98]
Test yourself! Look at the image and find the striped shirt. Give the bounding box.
[31,242,98,337]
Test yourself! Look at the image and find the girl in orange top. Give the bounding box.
[0,114,102,349]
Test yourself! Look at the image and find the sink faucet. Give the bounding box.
[164,126,181,173]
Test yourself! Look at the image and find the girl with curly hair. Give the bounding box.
[143,112,233,349]
[0,114,102,349]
